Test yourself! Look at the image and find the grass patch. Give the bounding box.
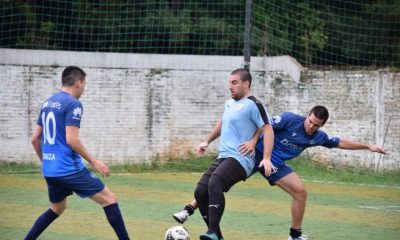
[1,172,399,240]
[288,155,400,186]
[0,162,40,174]
[109,154,215,173]
[1,155,399,186]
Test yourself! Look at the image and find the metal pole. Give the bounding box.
[244,0,252,70]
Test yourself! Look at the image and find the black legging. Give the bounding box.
[194,158,247,237]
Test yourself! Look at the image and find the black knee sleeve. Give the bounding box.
[208,174,226,195]
[194,183,210,225]
[194,183,208,202]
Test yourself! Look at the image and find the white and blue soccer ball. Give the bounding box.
[164,226,190,240]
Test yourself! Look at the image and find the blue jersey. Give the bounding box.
[255,112,340,167]
[219,96,270,176]
[36,91,85,177]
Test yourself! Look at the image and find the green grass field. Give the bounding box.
[0,158,399,239]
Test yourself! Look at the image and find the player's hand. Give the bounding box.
[197,141,209,155]
[369,145,388,154]
[91,160,110,177]
[238,141,255,156]
[258,158,277,177]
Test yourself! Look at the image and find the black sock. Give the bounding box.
[184,204,195,215]
[290,228,302,238]
[103,203,130,240]
[207,175,225,235]
[25,208,59,240]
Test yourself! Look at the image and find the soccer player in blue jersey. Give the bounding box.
[192,68,275,240]
[174,105,387,240]
[25,66,130,240]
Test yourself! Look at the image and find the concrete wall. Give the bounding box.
[0,49,398,170]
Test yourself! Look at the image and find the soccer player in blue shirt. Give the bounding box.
[174,105,387,240]
[25,66,130,240]
[193,68,275,240]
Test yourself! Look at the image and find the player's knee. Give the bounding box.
[295,187,307,201]
[194,183,208,202]
[50,202,66,215]
[208,174,225,194]
[104,190,117,205]
[94,187,118,207]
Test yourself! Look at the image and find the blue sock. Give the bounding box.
[25,208,59,240]
[103,203,130,240]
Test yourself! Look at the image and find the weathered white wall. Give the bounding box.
[0,49,398,170]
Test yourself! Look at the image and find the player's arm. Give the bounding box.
[66,126,110,176]
[198,119,222,155]
[31,125,43,161]
[239,127,262,156]
[337,137,388,154]
[258,124,276,176]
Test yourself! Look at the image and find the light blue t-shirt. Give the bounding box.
[219,96,269,176]
[36,91,85,177]
[255,112,340,168]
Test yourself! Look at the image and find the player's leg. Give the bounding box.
[70,168,130,240]
[24,199,66,240]
[195,160,218,227]
[200,157,247,240]
[258,164,308,239]
[195,159,225,239]
[89,184,130,240]
[25,177,70,240]
[173,198,197,223]
[274,171,308,240]
[194,158,225,225]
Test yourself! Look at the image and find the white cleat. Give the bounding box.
[288,235,309,240]
[173,209,189,224]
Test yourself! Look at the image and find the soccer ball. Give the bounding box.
[164,226,190,240]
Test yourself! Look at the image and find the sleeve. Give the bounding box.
[319,131,340,148]
[65,100,83,127]
[36,102,45,127]
[36,110,43,127]
[248,96,270,127]
[255,135,264,155]
[272,112,292,131]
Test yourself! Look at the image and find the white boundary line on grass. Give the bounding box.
[358,205,400,212]
[300,178,400,189]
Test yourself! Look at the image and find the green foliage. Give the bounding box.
[1,1,399,67]
[0,162,40,174]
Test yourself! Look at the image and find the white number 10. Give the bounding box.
[41,112,56,145]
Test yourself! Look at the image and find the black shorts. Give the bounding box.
[197,157,247,192]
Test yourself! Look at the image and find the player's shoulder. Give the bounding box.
[246,95,263,105]
[313,129,340,146]
[276,111,303,121]
[282,111,301,118]
[314,129,329,138]
[55,91,82,110]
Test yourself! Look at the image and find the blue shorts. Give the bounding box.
[255,164,293,185]
[44,167,105,203]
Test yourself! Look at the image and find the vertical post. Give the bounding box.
[244,0,252,71]
[374,70,385,171]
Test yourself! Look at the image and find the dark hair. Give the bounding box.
[62,66,86,86]
[231,68,252,88]
[309,105,329,124]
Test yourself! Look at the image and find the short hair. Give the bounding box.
[309,105,329,124]
[231,68,252,88]
[62,66,86,86]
